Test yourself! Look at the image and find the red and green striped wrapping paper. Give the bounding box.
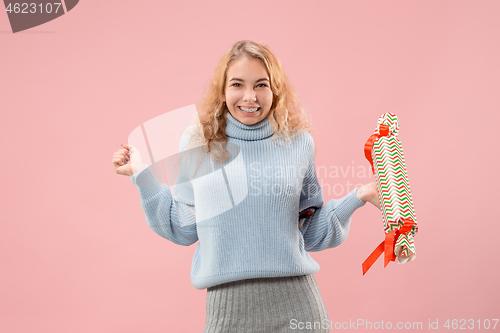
[369,113,418,265]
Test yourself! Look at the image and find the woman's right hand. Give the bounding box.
[112,144,147,177]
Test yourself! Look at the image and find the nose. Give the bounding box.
[243,89,257,102]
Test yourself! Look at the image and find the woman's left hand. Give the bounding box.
[356,182,381,210]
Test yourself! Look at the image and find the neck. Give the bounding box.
[225,111,274,141]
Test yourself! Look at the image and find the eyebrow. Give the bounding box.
[229,78,269,83]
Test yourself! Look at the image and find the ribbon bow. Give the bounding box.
[362,218,415,275]
[364,124,390,174]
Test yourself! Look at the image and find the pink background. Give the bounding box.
[1,0,499,332]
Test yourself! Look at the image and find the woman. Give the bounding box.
[112,40,380,332]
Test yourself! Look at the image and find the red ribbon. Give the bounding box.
[362,218,415,275]
[364,124,390,174]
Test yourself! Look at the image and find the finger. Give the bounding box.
[117,150,130,159]
[113,154,127,162]
[113,150,130,159]
[119,144,130,153]
[113,157,128,165]
[114,162,129,175]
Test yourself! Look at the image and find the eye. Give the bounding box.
[257,83,268,88]
[231,83,242,87]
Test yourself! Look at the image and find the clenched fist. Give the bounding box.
[112,144,147,177]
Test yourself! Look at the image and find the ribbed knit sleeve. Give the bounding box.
[301,189,366,251]
[299,133,324,211]
[298,135,366,252]
[130,130,198,246]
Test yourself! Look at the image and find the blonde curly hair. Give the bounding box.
[180,40,314,173]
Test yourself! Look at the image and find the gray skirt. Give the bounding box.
[203,274,330,333]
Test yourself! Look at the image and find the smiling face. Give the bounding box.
[222,56,274,126]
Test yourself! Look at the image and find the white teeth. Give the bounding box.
[239,106,259,112]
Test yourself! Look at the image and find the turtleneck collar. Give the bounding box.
[225,111,275,141]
